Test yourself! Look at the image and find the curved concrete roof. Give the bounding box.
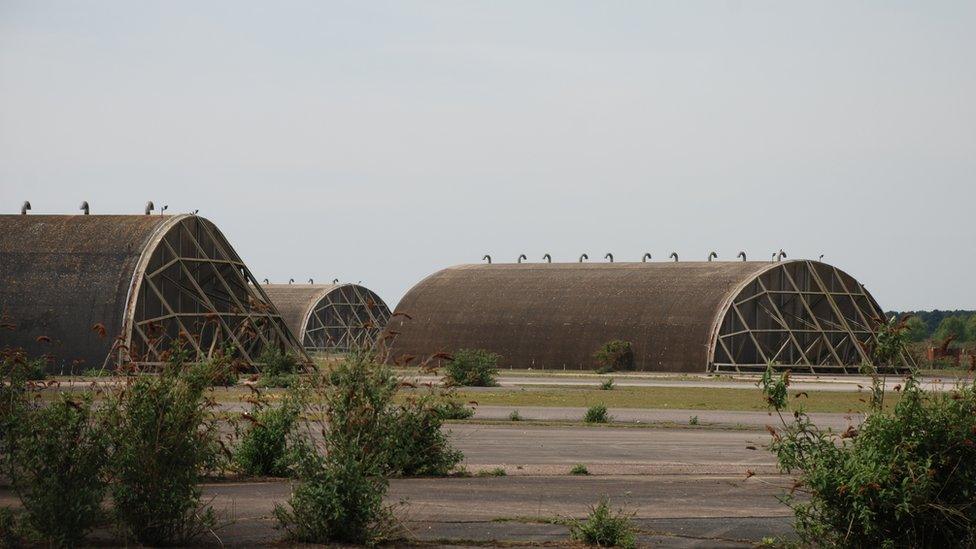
[383,261,801,372]
[0,214,180,369]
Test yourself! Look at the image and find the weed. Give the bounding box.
[508,409,523,421]
[600,378,615,390]
[584,404,611,423]
[570,463,590,475]
[689,415,699,426]
[476,467,507,477]
[444,348,499,387]
[760,360,976,547]
[568,497,636,549]
[8,393,109,546]
[105,349,220,545]
[234,389,302,477]
[433,396,475,420]
[388,393,464,477]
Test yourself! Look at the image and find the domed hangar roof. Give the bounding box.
[380,260,911,374]
[0,213,306,372]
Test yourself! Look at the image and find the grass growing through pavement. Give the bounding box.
[443,386,902,414]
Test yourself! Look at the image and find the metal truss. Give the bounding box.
[302,285,391,354]
[711,260,914,374]
[122,215,306,368]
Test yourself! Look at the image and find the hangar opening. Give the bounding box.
[262,283,391,355]
[381,260,912,374]
[0,214,306,372]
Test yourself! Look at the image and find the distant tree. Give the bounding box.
[933,315,968,343]
[905,316,929,342]
[967,315,976,342]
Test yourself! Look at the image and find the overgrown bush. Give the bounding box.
[105,350,221,545]
[569,497,637,549]
[594,340,634,373]
[275,352,399,545]
[760,364,976,547]
[443,349,499,387]
[509,409,523,422]
[433,394,475,420]
[388,394,464,477]
[258,346,300,387]
[600,378,615,390]
[5,393,109,546]
[234,390,302,477]
[584,404,611,423]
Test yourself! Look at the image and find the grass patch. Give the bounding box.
[475,467,507,477]
[445,386,902,414]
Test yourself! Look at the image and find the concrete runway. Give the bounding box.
[0,423,792,547]
[199,423,792,546]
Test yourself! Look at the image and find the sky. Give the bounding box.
[0,1,973,311]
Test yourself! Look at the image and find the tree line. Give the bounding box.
[887,310,976,344]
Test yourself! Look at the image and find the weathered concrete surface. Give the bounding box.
[0,424,791,547]
[202,475,792,547]
[468,405,855,431]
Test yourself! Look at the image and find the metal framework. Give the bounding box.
[711,260,911,374]
[300,285,390,353]
[123,215,305,367]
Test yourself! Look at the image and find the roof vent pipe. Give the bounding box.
[670,252,679,262]
[708,251,717,262]
[308,278,314,284]
[542,253,552,263]
[605,253,614,263]
[777,249,787,262]
[333,278,339,284]
[288,278,295,284]
[517,254,527,263]
[160,205,169,215]
[262,278,269,284]
[642,253,651,262]
[79,201,89,215]
[144,201,154,215]
[737,251,747,261]
[20,201,30,215]
[579,253,588,262]
[482,254,491,264]
[819,254,824,261]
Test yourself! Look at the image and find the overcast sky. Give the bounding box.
[1,1,973,311]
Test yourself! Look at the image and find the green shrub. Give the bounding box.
[584,404,611,423]
[5,393,109,546]
[81,367,112,377]
[569,497,636,549]
[275,353,400,545]
[600,378,615,390]
[433,396,475,420]
[760,364,976,547]
[388,394,464,477]
[570,463,590,475]
[105,350,220,545]
[508,409,523,422]
[443,349,499,387]
[0,508,21,548]
[234,392,302,477]
[258,346,300,387]
[594,340,634,373]
[688,415,699,426]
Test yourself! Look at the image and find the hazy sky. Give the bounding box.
[1,1,973,310]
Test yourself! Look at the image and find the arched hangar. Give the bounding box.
[381,260,911,374]
[0,213,306,372]
[262,283,391,355]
